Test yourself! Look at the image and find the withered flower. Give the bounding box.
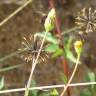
[20,34,48,63]
[76,8,96,34]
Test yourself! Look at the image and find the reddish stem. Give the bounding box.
[49,0,70,96]
[61,56,71,96]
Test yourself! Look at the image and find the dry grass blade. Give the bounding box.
[0,0,33,27]
[0,48,27,62]
[0,64,23,72]
[0,82,96,94]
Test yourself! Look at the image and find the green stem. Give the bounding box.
[60,53,81,96]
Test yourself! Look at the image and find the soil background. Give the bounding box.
[0,0,96,96]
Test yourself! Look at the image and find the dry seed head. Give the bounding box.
[76,8,96,34]
[20,34,48,63]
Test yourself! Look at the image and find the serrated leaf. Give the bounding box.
[52,48,63,58]
[45,44,59,53]
[35,32,59,44]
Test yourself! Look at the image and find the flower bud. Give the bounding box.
[44,8,56,32]
[74,40,83,54]
[48,8,56,19]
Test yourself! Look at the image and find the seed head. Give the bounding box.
[20,34,48,63]
[76,8,96,34]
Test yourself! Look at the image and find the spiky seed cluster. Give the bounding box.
[76,8,96,34]
[20,34,48,63]
[44,8,56,32]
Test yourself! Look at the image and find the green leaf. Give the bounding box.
[39,91,50,96]
[60,72,68,84]
[80,89,92,96]
[0,77,4,90]
[45,44,59,53]
[29,80,38,96]
[52,48,63,58]
[66,50,81,64]
[35,32,59,44]
[86,72,96,91]
[86,72,96,82]
[50,89,59,96]
[65,36,73,50]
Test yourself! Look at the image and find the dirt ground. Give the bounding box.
[0,0,96,96]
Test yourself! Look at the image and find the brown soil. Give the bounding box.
[0,0,96,96]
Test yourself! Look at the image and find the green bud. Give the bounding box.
[44,8,56,32]
[74,40,83,55]
[50,89,59,96]
[48,8,56,19]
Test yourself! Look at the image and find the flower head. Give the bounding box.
[76,8,96,34]
[74,40,83,54]
[20,34,48,63]
[44,8,56,32]
[48,8,56,19]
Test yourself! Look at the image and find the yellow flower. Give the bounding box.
[74,40,83,54]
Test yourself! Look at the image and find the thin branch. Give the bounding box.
[61,25,83,35]
[60,53,81,96]
[0,0,33,27]
[0,82,96,94]
[24,31,48,96]
[0,48,46,63]
[0,64,23,72]
[0,48,27,62]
